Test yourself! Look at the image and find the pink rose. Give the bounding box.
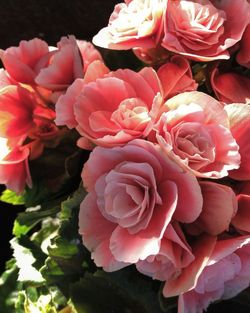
[136,222,194,281]
[0,138,32,193]
[157,55,197,101]
[163,235,250,313]
[225,103,250,180]
[0,38,49,84]
[74,67,163,148]
[162,0,250,61]
[152,91,240,178]
[79,139,203,271]
[237,24,250,69]
[93,0,166,50]
[35,36,103,92]
[211,67,250,104]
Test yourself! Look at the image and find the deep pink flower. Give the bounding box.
[237,24,250,69]
[225,103,250,180]
[93,0,166,50]
[162,0,250,61]
[163,235,250,313]
[152,91,240,178]
[0,38,49,84]
[211,67,250,104]
[0,138,32,193]
[79,139,203,271]
[157,55,197,100]
[0,85,37,139]
[74,67,163,148]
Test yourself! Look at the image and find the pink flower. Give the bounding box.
[55,60,109,130]
[93,0,166,50]
[157,55,197,101]
[162,0,250,61]
[225,103,250,180]
[79,139,203,271]
[136,222,195,281]
[0,38,49,84]
[237,24,250,69]
[0,137,32,193]
[189,181,237,236]
[163,235,250,313]
[35,36,103,92]
[0,85,37,139]
[152,91,240,178]
[211,67,250,104]
[74,67,163,147]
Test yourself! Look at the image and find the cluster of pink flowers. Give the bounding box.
[0,0,250,312]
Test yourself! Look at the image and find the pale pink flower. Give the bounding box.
[163,235,250,313]
[74,67,163,148]
[93,0,166,50]
[79,139,203,271]
[152,91,240,178]
[0,38,49,84]
[162,0,250,61]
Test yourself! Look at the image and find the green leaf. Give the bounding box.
[13,206,60,237]
[70,268,164,313]
[0,189,25,205]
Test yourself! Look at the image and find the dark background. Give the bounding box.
[0,1,249,312]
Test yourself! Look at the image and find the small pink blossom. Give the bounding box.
[79,139,203,271]
[152,91,240,178]
[162,0,250,61]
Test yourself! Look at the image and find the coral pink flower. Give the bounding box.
[136,222,194,281]
[0,137,32,193]
[93,0,166,50]
[74,67,163,148]
[189,181,237,236]
[55,60,109,130]
[225,103,250,180]
[0,38,49,84]
[237,24,250,69]
[162,0,250,61]
[79,139,203,271]
[152,91,240,178]
[157,55,197,100]
[0,85,37,139]
[163,235,250,313]
[35,36,103,91]
[211,67,250,104]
